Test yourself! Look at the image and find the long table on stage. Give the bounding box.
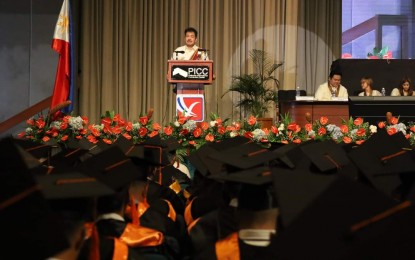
[279,100,349,126]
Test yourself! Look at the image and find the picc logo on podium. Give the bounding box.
[171,65,210,81]
[176,94,204,122]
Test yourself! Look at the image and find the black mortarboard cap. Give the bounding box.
[188,144,226,176]
[208,142,278,171]
[138,135,178,166]
[271,172,415,259]
[0,137,69,259]
[301,140,352,173]
[348,130,415,195]
[13,137,56,160]
[76,145,146,190]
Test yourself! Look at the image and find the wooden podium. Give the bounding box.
[167,60,214,121]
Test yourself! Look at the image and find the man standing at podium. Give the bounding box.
[171,27,209,61]
[315,70,348,101]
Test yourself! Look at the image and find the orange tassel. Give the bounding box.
[88,224,100,260]
[130,195,139,226]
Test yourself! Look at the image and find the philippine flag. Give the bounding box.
[50,0,74,114]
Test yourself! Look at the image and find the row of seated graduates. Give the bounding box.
[6,123,415,259]
[7,132,192,260]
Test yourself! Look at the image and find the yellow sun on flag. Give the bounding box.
[57,14,69,34]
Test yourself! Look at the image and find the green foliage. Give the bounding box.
[367,46,389,59]
[223,49,283,117]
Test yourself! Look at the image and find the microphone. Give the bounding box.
[174,50,185,54]
[198,48,208,52]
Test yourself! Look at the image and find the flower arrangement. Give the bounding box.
[18,109,415,160]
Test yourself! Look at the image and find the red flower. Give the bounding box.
[193,128,202,138]
[139,127,148,137]
[356,128,366,137]
[281,140,289,144]
[36,119,45,129]
[61,135,69,141]
[405,134,411,139]
[391,117,398,125]
[178,115,187,125]
[410,126,415,133]
[244,132,253,139]
[353,117,363,126]
[189,140,196,146]
[216,118,223,126]
[319,117,328,125]
[42,136,50,142]
[118,118,126,127]
[387,127,397,135]
[318,127,326,136]
[343,136,352,144]
[81,116,89,125]
[87,135,98,144]
[26,118,35,126]
[248,116,257,126]
[378,121,385,129]
[205,134,214,142]
[164,126,173,136]
[305,123,312,132]
[218,126,226,135]
[271,125,279,134]
[234,122,241,131]
[181,129,189,135]
[101,117,112,126]
[340,125,349,134]
[139,116,149,126]
[112,126,122,135]
[125,122,133,132]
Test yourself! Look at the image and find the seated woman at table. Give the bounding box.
[391,77,415,96]
[358,77,382,96]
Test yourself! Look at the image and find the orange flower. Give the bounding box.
[216,118,223,126]
[61,135,69,141]
[356,128,366,136]
[390,117,398,125]
[152,123,161,131]
[139,116,149,126]
[164,126,173,136]
[247,116,257,126]
[81,116,89,125]
[318,127,326,136]
[244,132,253,139]
[36,119,46,129]
[17,132,25,138]
[387,127,397,135]
[340,125,349,134]
[148,130,158,138]
[405,134,411,139]
[113,114,121,122]
[103,138,112,144]
[343,136,352,143]
[293,138,302,144]
[287,123,300,133]
[122,133,132,140]
[319,117,328,125]
[355,140,365,145]
[234,122,241,131]
[199,121,209,131]
[410,126,415,133]
[271,125,279,134]
[42,136,50,142]
[189,140,196,146]
[353,117,363,126]
[101,117,112,126]
[205,134,214,142]
[378,121,385,129]
[178,115,187,125]
[305,123,313,132]
[193,127,202,138]
[281,140,289,144]
[26,118,35,126]
[87,135,98,144]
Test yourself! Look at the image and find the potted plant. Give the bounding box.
[222,49,283,128]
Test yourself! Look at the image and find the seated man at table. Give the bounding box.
[314,70,348,101]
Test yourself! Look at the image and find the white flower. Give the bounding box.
[68,116,84,130]
[278,123,285,131]
[50,121,62,129]
[209,121,216,127]
[252,129,266,141]
[132,122,141,130]
[230,131,238,138]
[183,120,197,131]
[93,124,104,131]
[174,121,180,127]
[25,127,33,134]
[308,130,315,137]
[369,125,377,134]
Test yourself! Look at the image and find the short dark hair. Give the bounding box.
[329,70,342,78]
[184,27,198,38]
